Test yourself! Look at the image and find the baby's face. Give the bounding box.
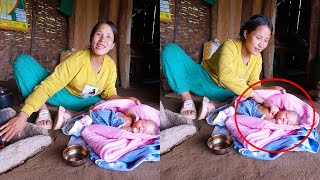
[275,110,299,125]
[131,120,156,135]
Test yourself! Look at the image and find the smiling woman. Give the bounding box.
[161,14,287,120]
[0,19,141,142]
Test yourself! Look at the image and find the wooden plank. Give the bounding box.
[118,0,132,88]
[252,0,263,15]
[229,0,242,39]
[210,4,218,39]
[241,0,253,28]
[86,0,99,48]
[108,0,120,86]
[67,0,75,49]
[217,0,230,42]
[108,0,120,67]
[262,0,277,78]
[308,0,320,84]
[99,0,109,20]
[73,0,87,50]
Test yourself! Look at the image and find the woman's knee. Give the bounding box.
[161,43,190,63]
[13,54,36,69]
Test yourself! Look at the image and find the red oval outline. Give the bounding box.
[234,78,316,153]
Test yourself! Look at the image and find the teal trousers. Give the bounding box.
[161,43,236,102]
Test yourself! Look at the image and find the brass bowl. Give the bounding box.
[62,145,89,167]
[207,134,233,155]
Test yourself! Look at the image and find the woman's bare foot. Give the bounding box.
[197,97,229,120]
[53,106,83,130]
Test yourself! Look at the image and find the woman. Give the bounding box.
[0,20,140,142]
[161,15,285,120]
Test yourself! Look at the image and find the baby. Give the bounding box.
[213,99,300,126]
[55,106,159,135]
[117,108,158,135]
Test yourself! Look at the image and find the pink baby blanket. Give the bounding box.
[226,90,319,151]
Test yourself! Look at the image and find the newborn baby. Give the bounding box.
[212,99,300,126]
[238,99,300,125]
[56,106,159,135]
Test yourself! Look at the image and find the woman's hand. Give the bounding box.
[107,95,141,105]
[249,91,264,104]
[128,97,141,105]
[0,112,28,142]
[272,86,286,94]
[269,105,280,116]
[123,108,139,122]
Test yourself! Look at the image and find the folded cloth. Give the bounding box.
[232,127,319,160]
[226,90,319,159]
[82,124,158,163]
[89,136,160,171]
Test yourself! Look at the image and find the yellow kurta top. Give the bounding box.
[201,39,262,97]
[21,49,117,116]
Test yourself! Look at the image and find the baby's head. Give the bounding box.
[275,110,300,125]
[131,119,158,135]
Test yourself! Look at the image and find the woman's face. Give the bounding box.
[243,25,271,55]
[91,23,115,56]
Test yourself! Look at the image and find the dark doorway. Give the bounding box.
[273,0,310,88]
[130,0,160,87]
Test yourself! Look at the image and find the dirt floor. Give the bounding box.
[0,80,160,180]
[160,82,320,179]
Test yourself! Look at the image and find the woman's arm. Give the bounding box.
[106,95,141,105]
[253,85,286,94]
[1,52,85,141]
[248,90,264,104]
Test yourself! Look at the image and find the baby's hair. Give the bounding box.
[149,120,159,135]
[287,110,301,125]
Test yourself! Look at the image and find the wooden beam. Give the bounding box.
[86,0,100,48]
[99,0,109,20]
[229,0,242,39]
[67,0,76,49]
[252,0,263,15]
[308,0,320,85]
[241,0,253,28]
[118,0,132,88]
[72,0,99,50]
[262,0,277,78]
[210,4,218,39]
[73,0,87,50]
[217,0,230,42]
[108,0,120,66]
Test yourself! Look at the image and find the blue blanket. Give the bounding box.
[232,127,319,160]
[88,136,160,171]
[207,106,319,160]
